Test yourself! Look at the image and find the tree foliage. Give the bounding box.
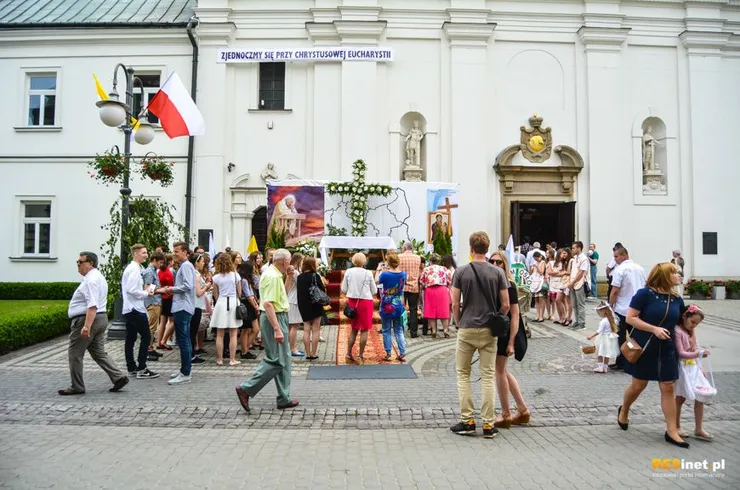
[99,195,186,307]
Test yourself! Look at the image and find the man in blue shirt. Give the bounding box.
[168,241,196,385]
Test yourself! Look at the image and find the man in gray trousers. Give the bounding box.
[58,251,128,395]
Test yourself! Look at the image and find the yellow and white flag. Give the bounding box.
[93,73,140,130]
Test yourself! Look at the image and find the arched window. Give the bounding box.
[252,206,267,252]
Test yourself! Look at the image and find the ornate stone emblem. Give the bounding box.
[520,113,552,163]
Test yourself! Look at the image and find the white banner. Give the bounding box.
[217,47,393,63]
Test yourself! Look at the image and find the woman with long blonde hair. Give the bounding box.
[618,262,688,448]
[555,248,573,326]
[488,251,530,428]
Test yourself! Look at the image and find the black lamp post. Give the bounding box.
[95,64,156,339]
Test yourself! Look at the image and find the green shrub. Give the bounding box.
[0,282,79,300]
[0,304,69,354]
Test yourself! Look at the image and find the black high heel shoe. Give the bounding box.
[617,406,628,431]
[665,432,690,449]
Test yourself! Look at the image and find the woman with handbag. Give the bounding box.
[237,262,260,360]
[297,257,328,361]
[618,262,687,448]
[529,251,547,322]
[378,252,408,362]
[211,253,243,366]
[488,251,530,429]
[341,253,378,365]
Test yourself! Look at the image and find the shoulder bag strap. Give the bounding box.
[469,263,499,312]
[627,294,671,347]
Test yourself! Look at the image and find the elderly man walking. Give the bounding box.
[59,251,128,395]
[399,242,422,337]
[235,249,299,412]
[450,232,510,438]
[608,246,646,370]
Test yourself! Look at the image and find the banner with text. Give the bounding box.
[218,47,393,63]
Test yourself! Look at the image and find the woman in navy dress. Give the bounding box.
[618,263,688,448]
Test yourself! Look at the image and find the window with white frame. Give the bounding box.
[22,201,52,256]
[131,73,161,124]
[27,74,57,126]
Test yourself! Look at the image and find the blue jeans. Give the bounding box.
[173,310,193,376]
[381,317,406,356]
[590,266,598,297]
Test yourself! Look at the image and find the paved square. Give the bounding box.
[1,300,739,488]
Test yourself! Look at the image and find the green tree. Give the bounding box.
[99,196,186,310]
[433,230,452,257]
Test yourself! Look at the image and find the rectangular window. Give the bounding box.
[131,73,161,124]
[259,62,285,110]
[702,232,718,255]
[22,201,52,255]
[27,74,57,126]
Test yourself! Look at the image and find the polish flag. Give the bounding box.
[147,72,205,138]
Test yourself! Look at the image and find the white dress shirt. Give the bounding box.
[68,268,108,318]
[122,261,149,314]
[610,259,647,316]
[341,267,378,300]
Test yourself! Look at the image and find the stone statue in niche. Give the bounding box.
[641,126,666,195]
[642,126,661,172]
[403,120,424,182]
[261,163,278,182]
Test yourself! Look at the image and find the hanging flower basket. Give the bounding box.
[88,149,126,186]
[139,154,175,187]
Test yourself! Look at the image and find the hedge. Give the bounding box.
[0,282,79,300]
[0,306,70,355]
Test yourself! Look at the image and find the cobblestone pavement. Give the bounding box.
[1,301,739,488]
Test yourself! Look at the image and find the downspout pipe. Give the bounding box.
[185,15,199,241]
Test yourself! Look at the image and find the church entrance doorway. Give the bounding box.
[510,201,575,249]
[252,206,267,252]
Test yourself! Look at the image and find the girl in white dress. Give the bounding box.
[285,253,305,357]
[210,253,242,366]
[586,302,619,373]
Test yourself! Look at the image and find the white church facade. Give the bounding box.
[1,0,738,282]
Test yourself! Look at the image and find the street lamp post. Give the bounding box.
[96,64,155,339]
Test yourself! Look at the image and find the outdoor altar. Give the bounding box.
[265,160,459,257]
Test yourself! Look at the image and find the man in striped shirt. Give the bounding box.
[399,243,422,338]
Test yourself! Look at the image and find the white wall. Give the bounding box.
[0,29,192,281]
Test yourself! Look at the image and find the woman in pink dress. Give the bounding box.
[341,253,378,365]
[419,254,453,338]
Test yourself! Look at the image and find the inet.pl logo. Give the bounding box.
[652,459,726,472]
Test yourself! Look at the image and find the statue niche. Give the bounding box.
[641,117,667,195]
[400,112,427,182]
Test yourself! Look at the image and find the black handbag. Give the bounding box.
[309,274,331,306]
[234,274,248,321]
[513,311,528,361]
[343,298,359,319]
[469,262,510,338]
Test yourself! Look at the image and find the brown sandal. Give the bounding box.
[345,354,356,364]
[510,410,531,426]
[494,412,512,429]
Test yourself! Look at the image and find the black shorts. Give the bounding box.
[497,334,509,357]
[161,298,173,318]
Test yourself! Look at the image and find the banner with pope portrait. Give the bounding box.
[266,183,325,247]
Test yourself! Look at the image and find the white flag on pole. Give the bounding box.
[505,234,515,266]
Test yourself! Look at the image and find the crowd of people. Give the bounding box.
[58,233,713,447]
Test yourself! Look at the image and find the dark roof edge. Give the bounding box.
[0,22,190,30]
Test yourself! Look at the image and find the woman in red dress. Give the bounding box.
[341,253,378,365]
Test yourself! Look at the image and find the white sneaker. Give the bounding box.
[168,373,192,385]
[167,340,177,347]
[170,371,181,379]
[319,336,326,343]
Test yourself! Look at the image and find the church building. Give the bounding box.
[1,0,738,282]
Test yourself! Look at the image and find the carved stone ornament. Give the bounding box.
[403,159,424,182]
[520,113,553,163]
[261,163,278,182]
[643,169,667,195]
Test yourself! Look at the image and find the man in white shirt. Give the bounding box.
[608,246,647,370]
[605,242,623,300]
[261,248,275,274]
[569,241,590,330]
[122,244,159,379]
[525,242,543,269]
[59,251,127,395]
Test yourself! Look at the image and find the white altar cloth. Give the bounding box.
[318,236,398,266]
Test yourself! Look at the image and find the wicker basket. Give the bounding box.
[581,345,596,355]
